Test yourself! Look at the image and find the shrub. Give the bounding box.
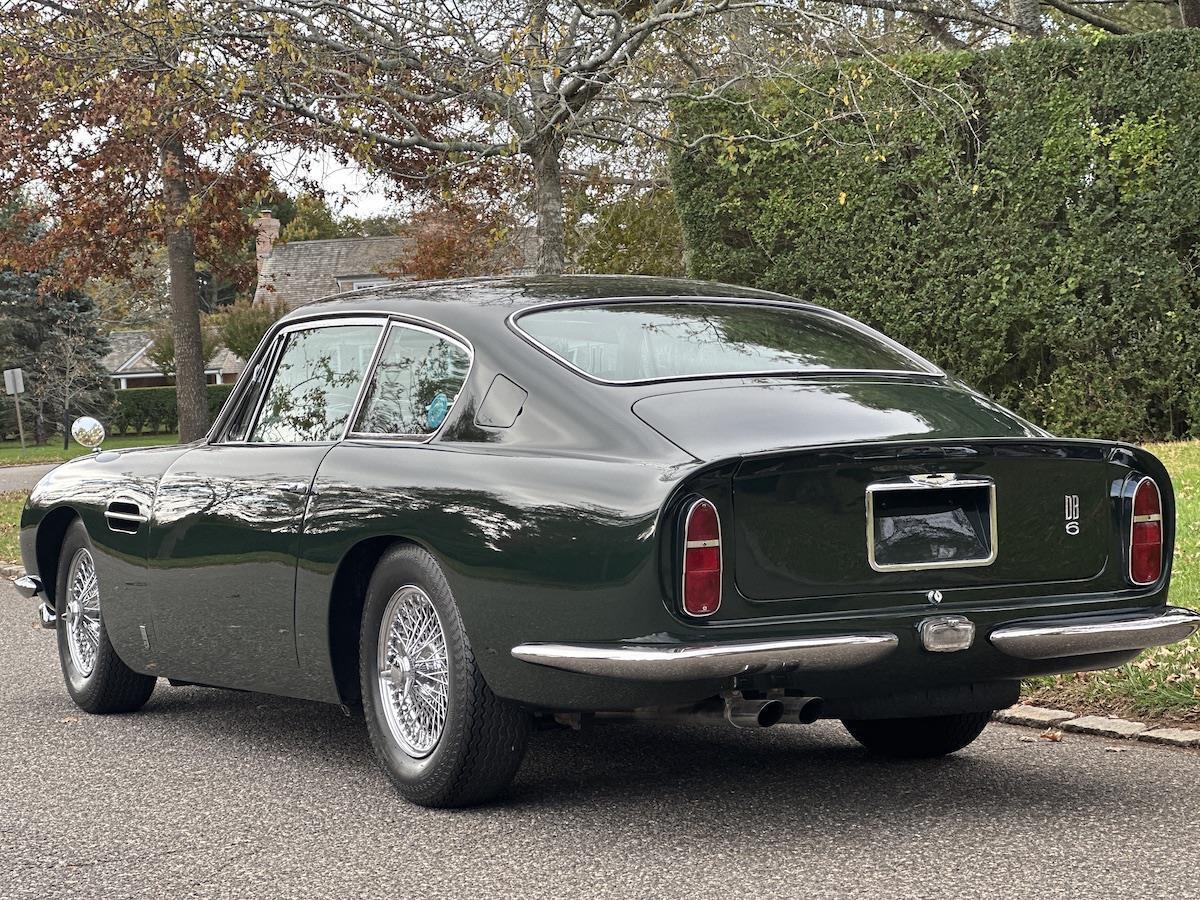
[112,384,235,435]
[671,32,1200,441]
[216,299,287,362]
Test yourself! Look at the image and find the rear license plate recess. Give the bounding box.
[866,474,997,572]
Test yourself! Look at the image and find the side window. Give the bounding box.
[353,324,471,436]
[250,323,382,443]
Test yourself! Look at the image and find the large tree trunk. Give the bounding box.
[1182,0,1200,26]
[532,137,566,275]
[1011,0,1045,36]
[160,137,210,443]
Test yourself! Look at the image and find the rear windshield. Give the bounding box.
[516,302,933,383]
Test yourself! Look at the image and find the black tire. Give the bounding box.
[360,543,530,808]
[55,519,156,714]
[842,711,992,758]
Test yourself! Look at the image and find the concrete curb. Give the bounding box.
[995,704,1200,750]
[2,563,25,579]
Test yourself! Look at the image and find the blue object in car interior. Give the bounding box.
[426,392,450,430]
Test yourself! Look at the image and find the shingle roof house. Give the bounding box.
[249,210,537,309]
[251,212,413,308]
[103,331,244,389]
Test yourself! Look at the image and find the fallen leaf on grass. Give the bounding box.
[1040,728,1064,742]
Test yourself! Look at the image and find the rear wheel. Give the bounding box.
[360,544,530,807]
[55,519,156,714]
[842,711,992,758]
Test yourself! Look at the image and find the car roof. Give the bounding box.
[280,274,797,323]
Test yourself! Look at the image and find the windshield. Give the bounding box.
[516,301,935,383]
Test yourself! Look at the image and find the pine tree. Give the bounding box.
[0,270,113,446]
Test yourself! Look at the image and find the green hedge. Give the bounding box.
[112,384,235,435]
[672,32,1200,441]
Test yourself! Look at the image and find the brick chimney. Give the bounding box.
[254,209,281,275]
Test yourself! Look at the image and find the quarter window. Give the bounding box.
[354,325,471,436]
[250,323,382,443]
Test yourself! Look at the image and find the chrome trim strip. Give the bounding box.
[511,633,899,681]
[14,574,42,599]
[1132,514,1162,523]
[990,607,1200,660]
[685,539,719,549]
[507,295,944,386]
[865,476,998,573]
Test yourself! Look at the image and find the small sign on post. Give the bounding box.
[4,367,26,451]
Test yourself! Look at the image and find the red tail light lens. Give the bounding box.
[1130,477,1163,585]
[683,499,721,617]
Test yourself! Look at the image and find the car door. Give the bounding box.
[147,318,385,694]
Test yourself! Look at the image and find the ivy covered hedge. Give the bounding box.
[672,32,1200,440]
[111,384,234,435]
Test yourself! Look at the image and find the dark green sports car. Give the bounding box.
[16,276,1200,807]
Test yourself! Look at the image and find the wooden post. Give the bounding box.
[13,393,25,450]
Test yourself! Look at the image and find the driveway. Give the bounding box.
[1,581,1197,899]
[0,463,57,494]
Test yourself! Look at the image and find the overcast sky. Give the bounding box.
[271,147,397,218]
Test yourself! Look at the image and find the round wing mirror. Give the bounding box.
[71,416,106,450]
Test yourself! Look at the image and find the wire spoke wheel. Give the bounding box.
[376,585,449,758]
[64,547,101,678]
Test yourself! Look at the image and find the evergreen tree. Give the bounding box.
[0,270,113,446]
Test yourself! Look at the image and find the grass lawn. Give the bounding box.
[1024,440,1200,725]
[0,432,179,467]
[0,490,23,563]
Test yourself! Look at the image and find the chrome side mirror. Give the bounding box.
[71,416,106,451]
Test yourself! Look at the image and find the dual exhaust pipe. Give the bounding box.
[600,694,824,729]
[679,694,823,729]
[722,695,823,729]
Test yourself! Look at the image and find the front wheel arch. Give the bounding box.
[35,506,82,605]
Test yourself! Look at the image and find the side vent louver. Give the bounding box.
[105,500,147,534]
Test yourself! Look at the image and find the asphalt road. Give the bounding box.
[1,583,1197,899]
[0,463,57,494]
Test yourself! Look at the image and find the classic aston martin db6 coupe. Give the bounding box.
[15,276,1200,807]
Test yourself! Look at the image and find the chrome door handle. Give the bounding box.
[279,482,311,496]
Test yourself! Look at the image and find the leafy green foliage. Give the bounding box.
[147,322,219,379]
[111,384,233,435]
[672,32,1200,441]
[280,193,348,242]
[215,298,288,362]
[568,186,686,276]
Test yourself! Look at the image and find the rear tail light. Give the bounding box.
[1129,477,1163,585]
[682,498,721,617]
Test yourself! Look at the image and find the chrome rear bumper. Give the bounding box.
[511,633,899,681]
[990,606,1200,660]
